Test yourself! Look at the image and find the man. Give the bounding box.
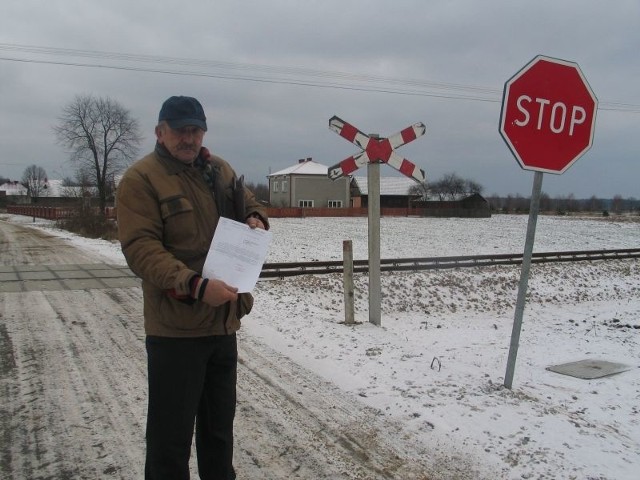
[116,96,268,479]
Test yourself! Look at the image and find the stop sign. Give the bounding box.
[499,55,598,174]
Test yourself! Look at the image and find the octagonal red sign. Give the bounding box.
[499,55,598,174]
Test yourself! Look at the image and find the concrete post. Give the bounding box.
[342,240,355,325]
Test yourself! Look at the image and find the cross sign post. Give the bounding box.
[328,116,426,326]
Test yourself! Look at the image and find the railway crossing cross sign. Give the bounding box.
[327,115,427,327]
[327,116,426,182]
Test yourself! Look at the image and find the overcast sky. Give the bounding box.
[1,0,639,198]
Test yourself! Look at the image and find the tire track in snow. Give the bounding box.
[1,289,147,479]
[234,334,483,479]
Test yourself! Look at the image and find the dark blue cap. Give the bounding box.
[158,96,207,131]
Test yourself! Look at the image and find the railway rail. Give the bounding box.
[260,248,640,279]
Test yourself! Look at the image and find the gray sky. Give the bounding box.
[1,0,638,198]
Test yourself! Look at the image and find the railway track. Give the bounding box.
[260,248,640,279]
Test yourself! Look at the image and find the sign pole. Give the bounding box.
[367,150,382,326]
[504,171,543,389]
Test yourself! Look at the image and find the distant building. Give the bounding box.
[0,181,29,206]
[414,192,491,218]
[350,176,421,208]
[0,181,28,196]
[0,179,90,207]
[267,158,350,208]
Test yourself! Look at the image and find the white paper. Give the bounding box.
[202,217,272,293]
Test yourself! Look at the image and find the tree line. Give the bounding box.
[408,172,638,214]
[486,192,639,215]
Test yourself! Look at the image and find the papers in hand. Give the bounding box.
[202,217,272,293]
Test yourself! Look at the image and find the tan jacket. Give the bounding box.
[116,144,268,337]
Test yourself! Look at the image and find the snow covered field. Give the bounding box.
[3,213,639,479]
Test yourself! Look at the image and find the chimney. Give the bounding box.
[306,157,312,162]
[298,158,305,163]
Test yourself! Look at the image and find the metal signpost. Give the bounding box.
[499,55,598,388]
[328,116,426,326]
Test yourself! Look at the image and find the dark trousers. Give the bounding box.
[145,334,238,480]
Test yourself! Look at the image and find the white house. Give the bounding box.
[267,158,350,208]
[0,181,28,196]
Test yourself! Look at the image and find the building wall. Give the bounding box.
[270,174,349,208]
[269,175,290,207]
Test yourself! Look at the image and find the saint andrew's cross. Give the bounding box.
[327,116,426,183]
[326,115,427,327]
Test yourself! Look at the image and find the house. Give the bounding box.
[267,158,350,208]
[0,179,91,207]
[350,176,422,208]
[0,181,29,206]
[0,181,28,195]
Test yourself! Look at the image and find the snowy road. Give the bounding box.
[1,220,458,479]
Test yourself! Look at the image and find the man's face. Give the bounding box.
[156,123,205,163]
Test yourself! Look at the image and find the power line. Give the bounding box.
[0,43,639,113]
[0,43,501,94]
[0,56,501,104]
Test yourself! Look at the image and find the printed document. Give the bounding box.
[202,217,272,293]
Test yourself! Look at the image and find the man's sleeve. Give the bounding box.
[116,173,196,295]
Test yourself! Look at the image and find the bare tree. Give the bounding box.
[587,195,603,212]
[59,169,97,210]
[408,180,431,199]
[611,195,624,214]
[427,180,446,201]
[486,193,502,211]
[511,194,528,212]
[539,192,552,212]
[418,173,485,201]
[441,173,466,200]
[54,94,142,212]
[565,193,578,212]
[465,179,483,195]
[245,181,270,204]
[21,164,48,203]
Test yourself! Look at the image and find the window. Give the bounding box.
[298,200,314,208]
[328,200,343,208]
[281,179,288,193]
[272,180,279,193]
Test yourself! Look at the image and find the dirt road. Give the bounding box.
[1,220,455,479]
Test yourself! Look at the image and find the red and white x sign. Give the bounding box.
[327,115,426,182]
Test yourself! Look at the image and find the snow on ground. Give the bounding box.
[4,213,640,479]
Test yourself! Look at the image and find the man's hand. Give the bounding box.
[199,278,238,306]
[246,215,266,230]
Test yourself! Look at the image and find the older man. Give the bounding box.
[117,96,268,480]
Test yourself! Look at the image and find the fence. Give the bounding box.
[6,205,486,220]
[266,206,490,218]
[266,207,425,218]
[6,205,117,220]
